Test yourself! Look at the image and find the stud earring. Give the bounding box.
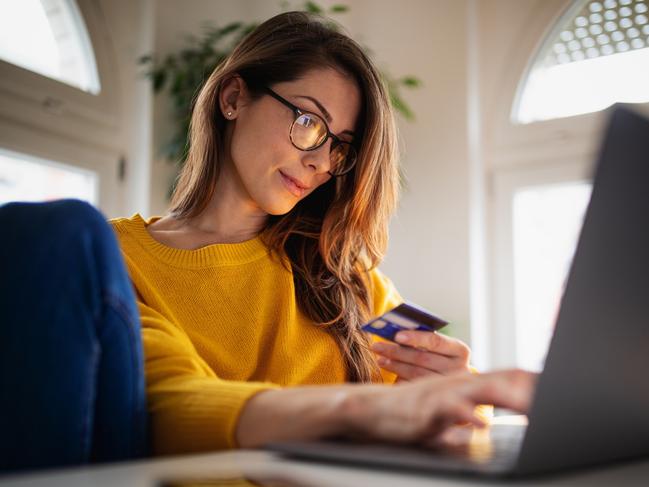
[226,111,233,118]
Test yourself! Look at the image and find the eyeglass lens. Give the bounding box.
[290,113,355,175]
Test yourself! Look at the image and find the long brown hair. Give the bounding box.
[169,11,399,382]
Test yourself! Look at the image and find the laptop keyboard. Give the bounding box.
[433,424,525,468]
[268,424,527,475]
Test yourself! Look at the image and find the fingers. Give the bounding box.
[437,397,486,429]
[376,355,437,380]
[372,343,462,379]
[395,330,471,362]
[347,372,523,445]
[414,386,488,441]
[372,341,470,377]
[357,384,486,443]
[464,370,538,413]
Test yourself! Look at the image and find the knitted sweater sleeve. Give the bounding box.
[138,300,278,454]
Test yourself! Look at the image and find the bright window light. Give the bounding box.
[0,148,97,205]
[0,0,100,94]
[514,0,649,123]
[512,181,592,371]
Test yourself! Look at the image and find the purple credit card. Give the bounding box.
[361,302,448,342]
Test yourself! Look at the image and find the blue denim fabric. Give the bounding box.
[0,199,147,472]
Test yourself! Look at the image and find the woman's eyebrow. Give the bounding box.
[295,95,356,138]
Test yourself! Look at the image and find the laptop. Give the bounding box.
[265,105,649,477]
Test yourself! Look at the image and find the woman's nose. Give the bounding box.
[302,138,333,174]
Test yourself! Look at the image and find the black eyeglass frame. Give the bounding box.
[262,87,357,177]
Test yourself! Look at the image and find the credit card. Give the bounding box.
[361,302,448,342]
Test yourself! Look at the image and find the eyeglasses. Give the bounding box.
[263,87,358,177]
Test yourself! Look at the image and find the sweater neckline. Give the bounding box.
[124,213,270,267]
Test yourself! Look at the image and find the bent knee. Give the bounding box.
[1,199,111,251]
[47,199,106,229]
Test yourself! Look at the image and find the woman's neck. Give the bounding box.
[148,164,268,248]
[185,189,268,244]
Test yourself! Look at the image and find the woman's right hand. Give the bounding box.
[236,369,536,448]
[341,369,536,444]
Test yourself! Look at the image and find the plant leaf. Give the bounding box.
[218,21,243,37]
[330,4,349,13]
[304,1,323,13]
[152,70,167,92]
[401,76,421,88]
[389,90,414,121]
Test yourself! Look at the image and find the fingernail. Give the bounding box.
[377,357,390,366]
[371,342,385,352]
[395,332,409,344]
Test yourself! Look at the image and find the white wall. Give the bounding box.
[355,0,475,345]
[98,0,155,218]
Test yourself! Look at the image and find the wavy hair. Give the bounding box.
[169,11,400,382]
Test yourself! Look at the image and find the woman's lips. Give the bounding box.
[279,171,309,198]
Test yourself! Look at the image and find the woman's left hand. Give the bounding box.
[370,330,471,381]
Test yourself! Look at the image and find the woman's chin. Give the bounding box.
[266,206,296,216]
[262,198,298,216]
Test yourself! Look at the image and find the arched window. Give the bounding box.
[483,1,649,371]
[0,0,127,216]
[0,0,100,94]
[514,0,649,123]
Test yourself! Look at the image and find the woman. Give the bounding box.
[0,11,533,471]
[109,11,533,454]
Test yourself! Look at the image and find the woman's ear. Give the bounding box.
[219,76,248,120]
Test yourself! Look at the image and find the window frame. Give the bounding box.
[0,0,123,214]
[489,158,593,369]
[478,0,649,369]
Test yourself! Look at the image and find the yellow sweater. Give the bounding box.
[110,214,402,455]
